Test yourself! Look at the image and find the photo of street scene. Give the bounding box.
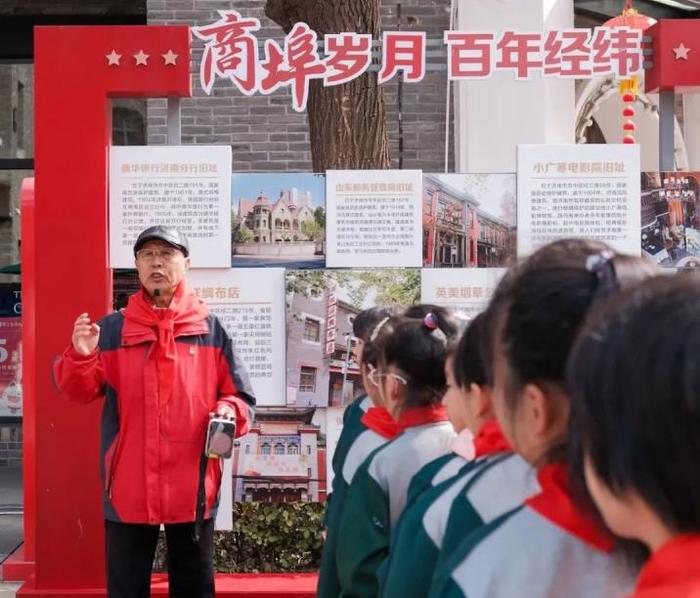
[231,405,328,504]
[232,173,326,268]
[285,269,420,409]
[641,172,700,269]
[423,173,516,268]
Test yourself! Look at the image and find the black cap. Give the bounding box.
[133,225,189,257]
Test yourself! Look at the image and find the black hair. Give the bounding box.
[568,274,700,535]
[352,306,397,341]
[500,239,658,401]
[380,313,450,409]
[453,312,489,390]
[403,304,460,340]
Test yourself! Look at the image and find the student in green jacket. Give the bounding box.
[430,239,658,598]
[381,311,512,598]
[336,311,457,598]
[317,307,399,598]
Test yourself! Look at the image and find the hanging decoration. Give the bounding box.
[603,0,656,144]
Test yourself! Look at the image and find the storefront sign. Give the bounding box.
[0,285,21,418]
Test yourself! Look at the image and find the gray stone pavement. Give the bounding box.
[0,464,23,594]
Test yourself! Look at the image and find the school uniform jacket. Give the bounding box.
[630,535,700,598]
[381,422,519,598]
[430,464,636,598]
[336,405,455,598]
[317,397,397,598]
[404,452,470,511]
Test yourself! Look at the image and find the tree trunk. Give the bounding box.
[265,0,391,171]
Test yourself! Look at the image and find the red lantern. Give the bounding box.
[603,1,657,145]
[623,121,636,131]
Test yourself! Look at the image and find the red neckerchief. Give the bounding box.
[361,407,400,440]
[396,404,449,432]
[632,535,700,597]
[526,463,614,553]
[473,420,511,458]
[122,281,209,408]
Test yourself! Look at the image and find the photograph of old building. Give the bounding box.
[232,173,325,268]
[231,406,327,503]
[641,172,700,268]
[285,272,361,409]
[285,269,420,409]
[423,174,516,268]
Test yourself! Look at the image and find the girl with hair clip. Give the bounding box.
[335,312,457,598]
[569,274,700,598]
[317,309,399,598]
[380,310,513,598]
[429,238,659,598]
[397,304,464,507]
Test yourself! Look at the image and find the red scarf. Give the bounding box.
[122,281,209,408]
[473,420,511,458]
[526,463,614,553]
[396,404,449,432]
[632,535,700,597]
[361,407,399,440]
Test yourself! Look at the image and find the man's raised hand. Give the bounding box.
[72,313,100,356]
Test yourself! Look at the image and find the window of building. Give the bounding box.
[425,190,434,214]
[261,443,271,455]
[299,366,316,393]
[244,444,251,454]
[303,318,320,342]
[288,443,299,455]
[306,445,312,455]
[274,443,285,455]
[112,104,146,146]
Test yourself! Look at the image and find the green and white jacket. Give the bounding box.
[430,464,636,598]
[381,422,518,598]
[336,405,455,598]
[317,396,398,598]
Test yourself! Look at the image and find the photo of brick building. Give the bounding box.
[423,174,516,268]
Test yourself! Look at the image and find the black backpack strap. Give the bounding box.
[193,448,208,542]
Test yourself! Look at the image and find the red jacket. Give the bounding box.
[54,285,255,525]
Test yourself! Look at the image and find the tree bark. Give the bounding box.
[265,0,391,171]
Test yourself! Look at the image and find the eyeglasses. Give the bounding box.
[367,366,408,387]
[136,248,180,262]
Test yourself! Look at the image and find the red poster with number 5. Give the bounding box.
[0,317,21,417]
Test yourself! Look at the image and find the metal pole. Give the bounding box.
[659,90,675,171]
[341,333,352,405]
[167,97,181,145]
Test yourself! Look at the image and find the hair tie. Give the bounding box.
[370,317,390,342]
[586,250,618,301]
[586,250,615,276]
[423,313,439,331]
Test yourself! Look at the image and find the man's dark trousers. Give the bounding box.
[105,518,215,598]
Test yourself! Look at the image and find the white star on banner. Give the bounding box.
[106,50,121,66]
[673,43,691,60]
[162,49,178,66]
[134,50,149,66]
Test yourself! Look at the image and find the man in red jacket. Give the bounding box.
[54,225,255,598]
